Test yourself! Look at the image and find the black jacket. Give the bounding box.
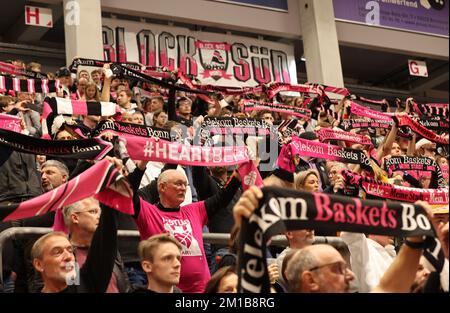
[0,149,42,203]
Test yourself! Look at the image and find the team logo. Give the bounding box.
[196,40,232,81]
[163,218,202,256]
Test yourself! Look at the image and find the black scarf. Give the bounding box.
[238,186,441,293]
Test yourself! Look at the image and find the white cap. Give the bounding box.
[415,138,435,150]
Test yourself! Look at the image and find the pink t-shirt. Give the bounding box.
[135,198,210,293]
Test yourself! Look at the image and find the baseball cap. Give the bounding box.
[415,138,435,150]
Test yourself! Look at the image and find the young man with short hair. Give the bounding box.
[135,233,182,293]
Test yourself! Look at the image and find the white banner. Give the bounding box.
[408,59,428,77]
[102,18,297,87]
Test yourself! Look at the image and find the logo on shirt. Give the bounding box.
[163,218,202,256]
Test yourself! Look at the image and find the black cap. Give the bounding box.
[56,67,71,78]
[298,131,318,141]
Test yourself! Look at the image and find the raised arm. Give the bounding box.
[373,201,432,293]
[100,64,112,102]
[80,203,118,293]
[204,172,241,220]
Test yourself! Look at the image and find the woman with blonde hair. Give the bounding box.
[294,169,320,192]
[82,81,100,101]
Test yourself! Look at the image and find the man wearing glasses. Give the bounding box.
[31,197,123,293]
[128,166,242,293]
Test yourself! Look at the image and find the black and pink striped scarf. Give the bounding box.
[42,97,119,138]
[0,159,133,222]
[0,75,59,94]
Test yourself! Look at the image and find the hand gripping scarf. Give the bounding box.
[384,156,446,188]
[42,97,119,139]
[237,186,443,293]
[342,170,449,205]
[241,99,312,120]
[0,159,133,222]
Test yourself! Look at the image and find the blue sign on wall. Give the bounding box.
[212,0,288,11]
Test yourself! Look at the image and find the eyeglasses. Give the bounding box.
[74,208,100,215]
[169,181,188,188]
[309,261,349,275]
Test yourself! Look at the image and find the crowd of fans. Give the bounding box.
[0,58,448,294]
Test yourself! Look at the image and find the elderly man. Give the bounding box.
[62,197,130,293]
[128,163,242,293]
[32,199,119,293]
[233,186,435,293]
[134,233,182,293]
[41,160,69,192]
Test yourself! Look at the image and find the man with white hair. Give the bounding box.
[128,163,242,293]
[416,138,437,160]
[62,198,130,293]
[32,198,120,293]
[41,160,69,192]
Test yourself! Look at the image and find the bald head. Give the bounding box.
[286,244,354,293]
[157,169,188,208]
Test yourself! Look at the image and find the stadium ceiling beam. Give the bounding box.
[410,65,449,94]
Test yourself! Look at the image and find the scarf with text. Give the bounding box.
[316,127,373,147]
[110,63,213,96]
[350,101,392,121]
[0,113,22,133]
[69,57,173,79]
[384,156,446,188]
[396,114,449,145]
[351,95,387,106]
[93,119,174,141]
[198,116,273,139]
[0,61,48,80]
[195,83,265,96]
[342,170,449,205]
[0,159,133,221]
[42,97,119,138]
[266,83,323,99]
[414,115,449,131]
[321,84,350,97]
[69,57,142,73]
[0,128,112,159]
[289,136,373,170]
[339,118,393,131]
[0,75,59,94]
[120,135,261,190]
[242,99,312,120]
[238,186,440,293]
[122,135,250,167]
